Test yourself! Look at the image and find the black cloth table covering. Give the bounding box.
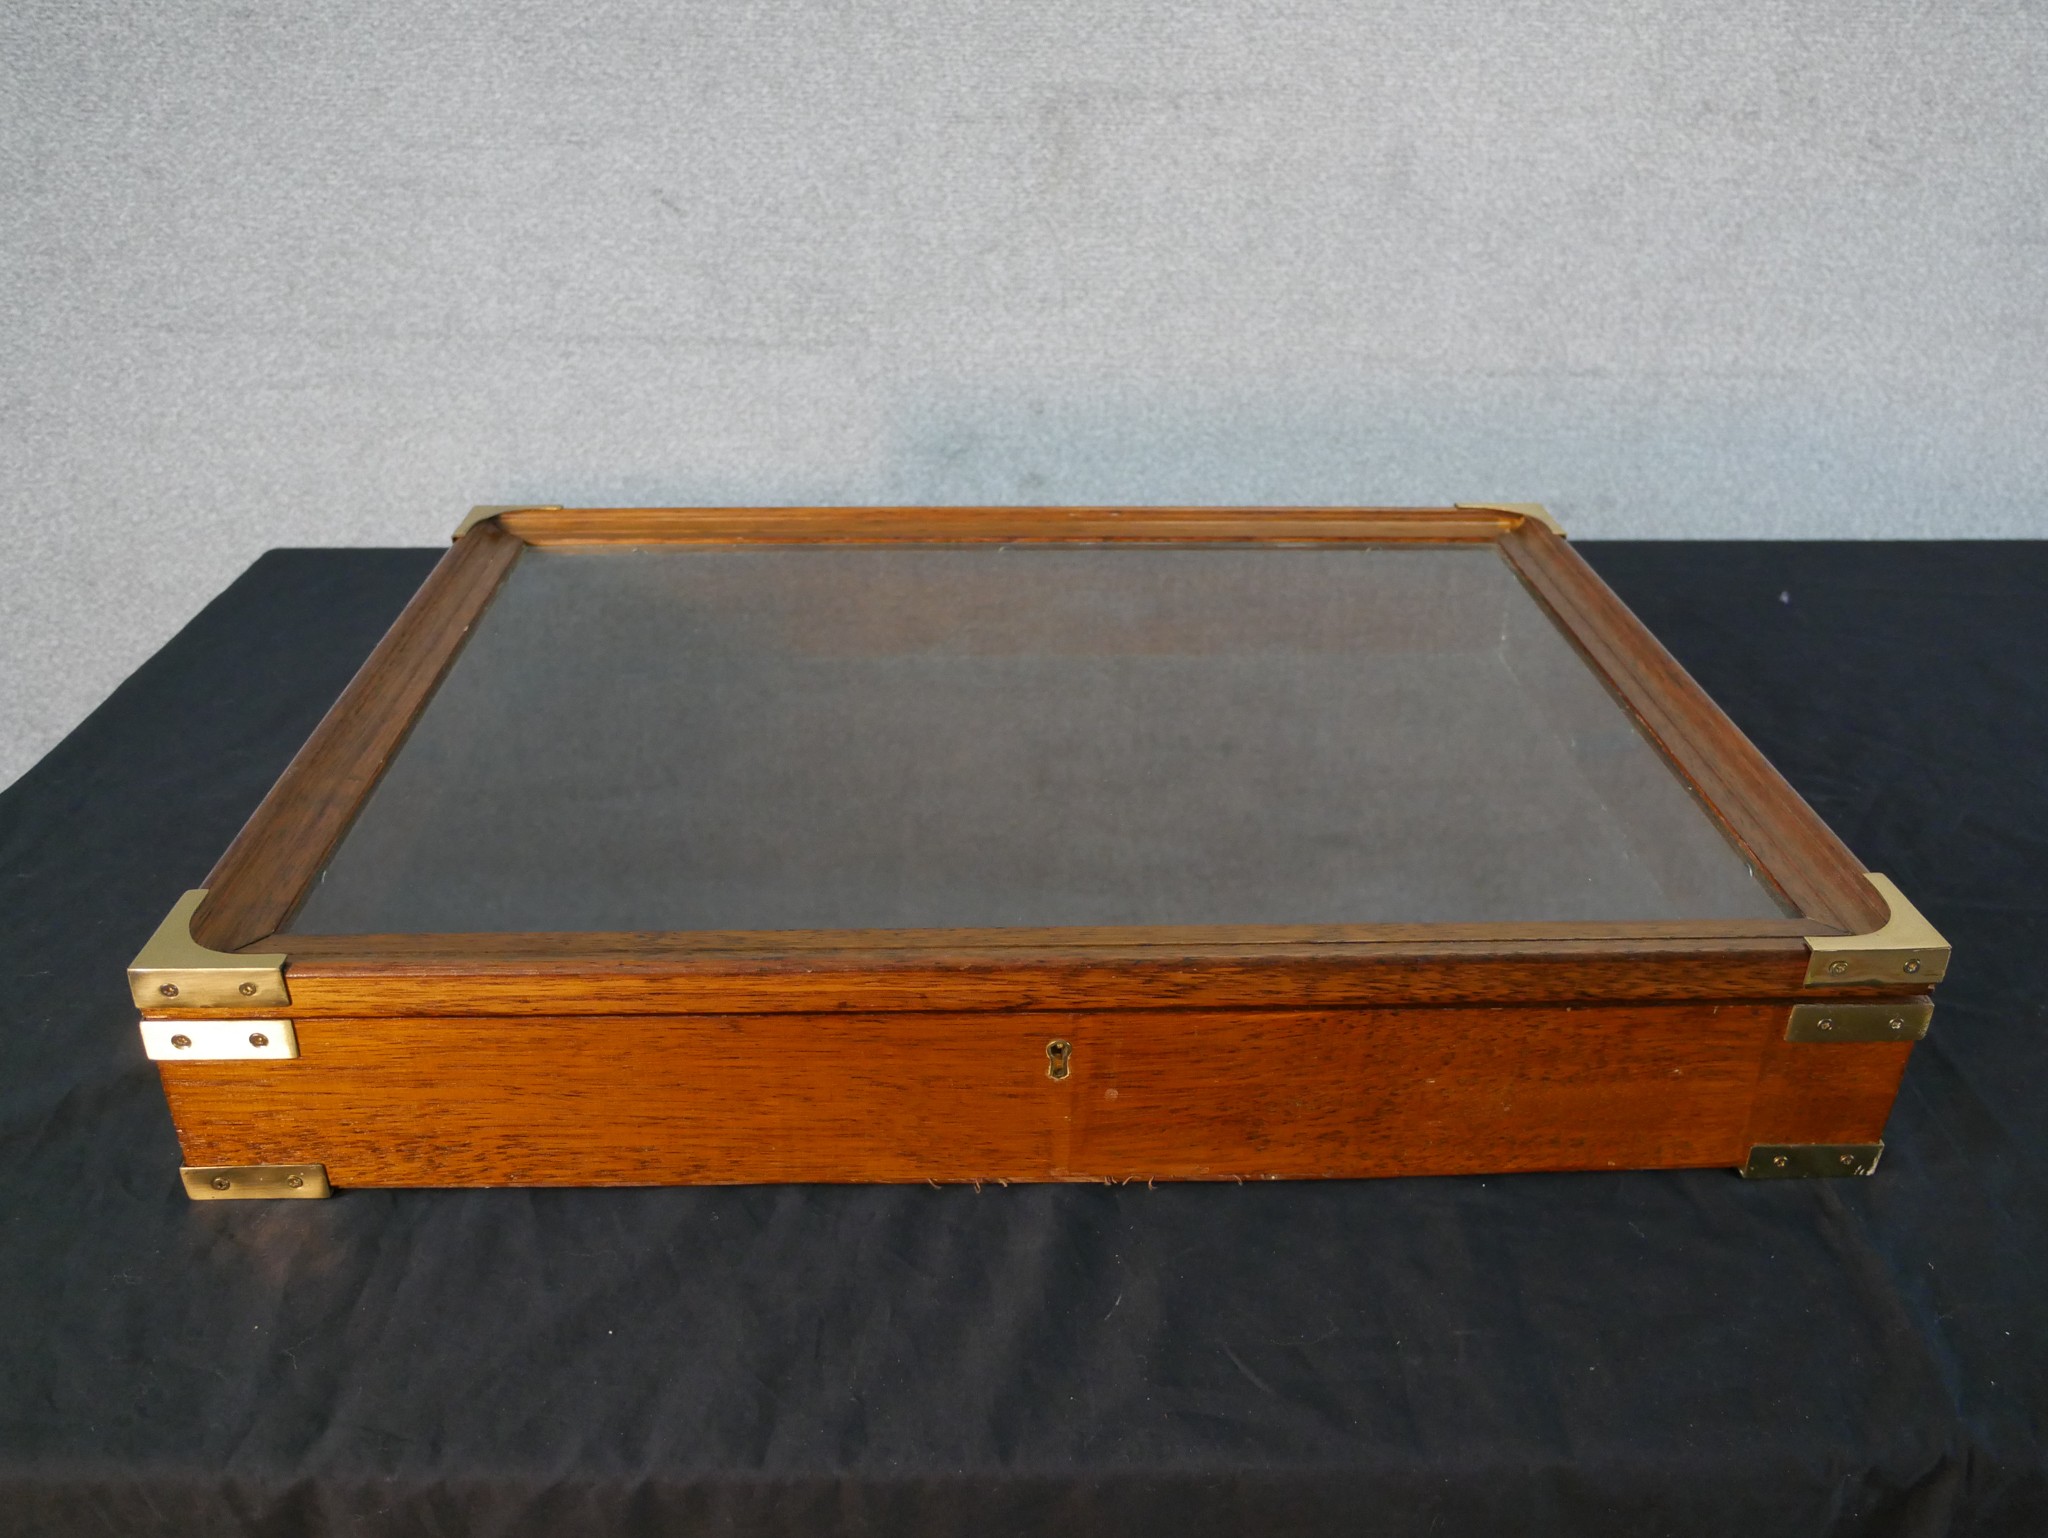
[0,542,2041,1537]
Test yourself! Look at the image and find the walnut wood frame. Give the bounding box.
[143,507,1934,1190]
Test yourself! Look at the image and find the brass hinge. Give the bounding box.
[1805,874,1949,988]
[181,1164,330,1201]
[1455,502,1567,537]
[1741,1143,1884,1179]
[453,504,563,541]
[128,890,288,1011]
[141,1019,297,1061]
[1785,998,1932,1043]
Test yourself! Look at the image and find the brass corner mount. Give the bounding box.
[182,1164,330,1201]
[1741,1143,1884,1179]
[1805,874,1950,989]
[1785,999,1933,1044]
[453,504,564,541]
[128,890,288,1011]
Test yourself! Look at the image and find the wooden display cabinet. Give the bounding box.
[129,505,1947,1198]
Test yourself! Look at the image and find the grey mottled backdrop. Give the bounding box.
[3,1,2043,788]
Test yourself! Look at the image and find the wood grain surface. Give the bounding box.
[156,1000,1912,1185]
[143,935,1836,1020]
[1746,1032,1912,1148]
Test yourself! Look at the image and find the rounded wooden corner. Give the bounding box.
[454,505,560,542]
[1457,502,1567,538]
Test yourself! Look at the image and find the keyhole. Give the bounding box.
[1045,1039,1072,1081]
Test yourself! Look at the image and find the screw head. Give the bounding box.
[210,1175,231,1190]
[285,1172,304,1189]
[248,1032,269,1048]
[1839,1153,1855,1167]
[1903,958,1922,975]
[169,1034,192,1050]
[1889,1018,1905,1032]
[238,981,258,997]
[1818,1017,1835,1032]
[1828,959,1849,976]
[159,983,180,997]
[1772,1154,1789,1168]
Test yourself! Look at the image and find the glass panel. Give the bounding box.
[288,544,1791,934]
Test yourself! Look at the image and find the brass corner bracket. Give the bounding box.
[1785,998,1932,1043]
[453,504,564,541]
[140,1018,298,1061]
[1805,874,1950,988]
[182,1164,330,1201]
[1741,1143,1884,1179]
[1455,502,1567,537]
[128,890,289,1011]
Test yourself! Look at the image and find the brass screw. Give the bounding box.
[1828,959,1849,976]
[285,1172,304,1189]
[238,981,258,997]
[211,1175,231,1190]
[1772,1154,1789,1168]
[1889,1018,1905,1032]
[160,983,180,997]
[170,1034,192,1050]
[1839,1153,1855,1167]
[1818,1017,1835,1032]
[1903,959,1922,975]
[248,1031,269,1048]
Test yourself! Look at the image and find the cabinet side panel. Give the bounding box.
[1065,1003,1774,1178]
[158,1003,1794,1185]
[1745,1037,1914,1148]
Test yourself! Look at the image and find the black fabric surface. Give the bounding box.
[0,542,2041,1538]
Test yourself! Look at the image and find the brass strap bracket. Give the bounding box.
[1786,998,1932,1043]
[1455,502,1567,537]
[182,1164,330,1201]
[1805,874,1950,988]
[141,1019,298,1061]
[1741,1143,1884,1179]
[128,890,289,1011]
[453,504,563,541]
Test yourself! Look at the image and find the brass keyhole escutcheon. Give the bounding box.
[1045,1039,1072,1081]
